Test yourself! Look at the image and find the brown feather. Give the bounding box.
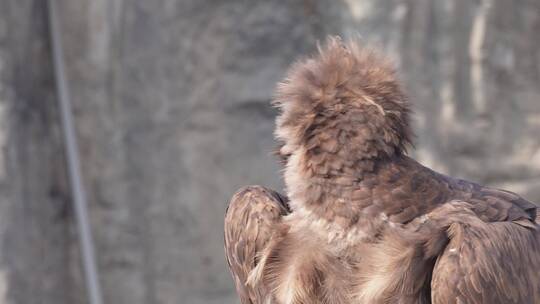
[224,186,290,303]
[224,37,540,304]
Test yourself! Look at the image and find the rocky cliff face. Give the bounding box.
[0,1,539,303]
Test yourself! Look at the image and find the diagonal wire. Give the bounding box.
[46,1,105,304]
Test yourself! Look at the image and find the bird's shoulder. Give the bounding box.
[452,179,539,226]
[373,156,539,227]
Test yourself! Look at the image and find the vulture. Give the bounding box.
[224,37,540,304]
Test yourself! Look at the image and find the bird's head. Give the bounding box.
[273,37,413,204]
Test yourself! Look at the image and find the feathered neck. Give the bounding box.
[273,37,413,217]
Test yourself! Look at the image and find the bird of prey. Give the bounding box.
[224,37,540,304]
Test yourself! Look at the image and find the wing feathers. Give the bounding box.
[431,202,540,304]
[224,186,289,303]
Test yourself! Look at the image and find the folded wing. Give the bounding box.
[431,197,540,304]
[224,186,290,303]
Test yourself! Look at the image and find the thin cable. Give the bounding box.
[47,1,105,304]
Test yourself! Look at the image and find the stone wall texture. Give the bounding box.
[0,0,539,303]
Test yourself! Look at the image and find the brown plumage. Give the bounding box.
[224,37,540,304]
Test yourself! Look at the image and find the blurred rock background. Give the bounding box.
[0,0,538,303]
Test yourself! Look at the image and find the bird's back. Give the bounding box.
[225,167,540,303]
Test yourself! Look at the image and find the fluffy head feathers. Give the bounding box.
[274,37,412,169]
